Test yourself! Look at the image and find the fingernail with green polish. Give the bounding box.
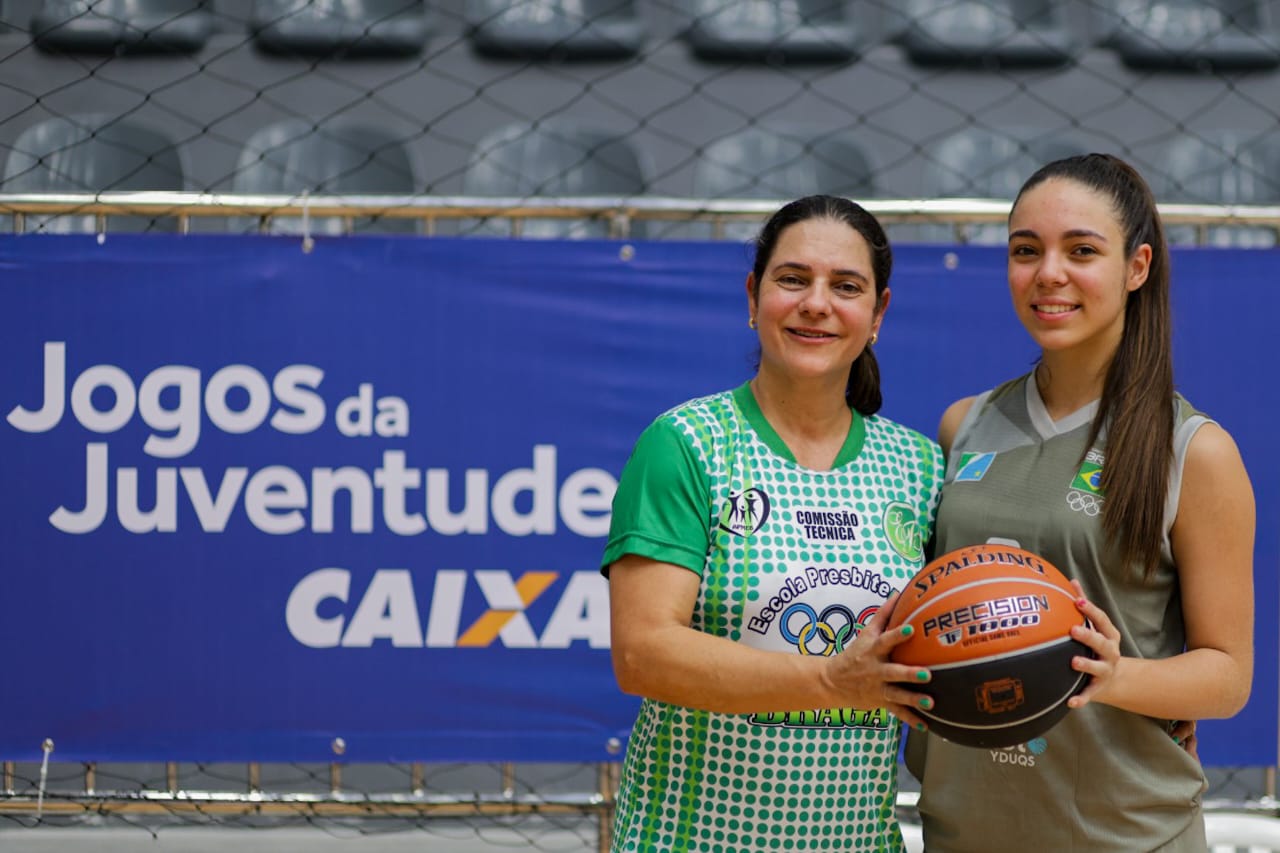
[919,697,933,710]
[915,723,926,732]
[900,625,914,637]
[916,670,929,682]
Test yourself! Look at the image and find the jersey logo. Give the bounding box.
[718,487,770,537]
[954,451,996,482]
[883,501,924,561]
[1070,461,1104,496]
[1067,451,1105,517]
[748,600,891,730]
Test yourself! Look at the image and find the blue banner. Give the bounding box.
[0,235,1273,766]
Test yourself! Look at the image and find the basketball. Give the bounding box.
[887,543,1092,748]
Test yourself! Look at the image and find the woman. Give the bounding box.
[906,154,1255,852]
[603,195,945,851]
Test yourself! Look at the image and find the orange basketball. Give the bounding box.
[887,543,1092,748]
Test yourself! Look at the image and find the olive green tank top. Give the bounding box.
[905,373,1211,853]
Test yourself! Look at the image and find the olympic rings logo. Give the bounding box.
[779,603,880,656]
[1066,489,1103,517]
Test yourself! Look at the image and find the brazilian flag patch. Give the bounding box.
[1071,461,1104,495]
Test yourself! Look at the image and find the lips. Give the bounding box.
[787,327,837,339]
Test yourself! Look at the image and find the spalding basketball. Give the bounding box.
[887,543,1091,748]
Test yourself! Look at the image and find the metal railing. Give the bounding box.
[3,195,1280,241]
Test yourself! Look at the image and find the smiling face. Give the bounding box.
[747,217,887,387]
[1007,177,1151,361]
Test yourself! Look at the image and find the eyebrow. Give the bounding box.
[1008,228,1109,243]
[772,261,870,283]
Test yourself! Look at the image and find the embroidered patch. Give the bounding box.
[1070,461,1104,496]
[718,488,771,537]
[954,451,996,482]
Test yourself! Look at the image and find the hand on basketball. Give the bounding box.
[825,591,934,731]
[1066,580,1122,709]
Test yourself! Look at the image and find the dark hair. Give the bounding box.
[1013,153,1173,578]
[750,194,892,415]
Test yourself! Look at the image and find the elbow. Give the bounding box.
[1208,657,1253,719]
[611,644,648,698]
[1223,677,1252,718]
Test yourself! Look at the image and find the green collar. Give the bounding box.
[732,382,866,469]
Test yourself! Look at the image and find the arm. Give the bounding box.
[937,396,976,455]
[1068,422,1255,719]
[608,554,935,728]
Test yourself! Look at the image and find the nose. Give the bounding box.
[798,282,833,315]
[1037,251,1068,287]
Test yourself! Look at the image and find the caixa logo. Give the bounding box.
[285,568,609,649]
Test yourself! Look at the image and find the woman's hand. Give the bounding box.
[1170,719,1198,758]
[823,591,934,730]
[1066,579,1122,709]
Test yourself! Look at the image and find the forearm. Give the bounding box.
[1097,648,1252,720]
[613,622,842,714]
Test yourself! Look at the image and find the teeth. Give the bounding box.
[1036,304,1076,314]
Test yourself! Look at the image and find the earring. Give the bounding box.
[748,317,757,329]
[870,332,879,345]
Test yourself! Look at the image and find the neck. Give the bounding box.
[1035,348,1112,420]
[749,370,852,469]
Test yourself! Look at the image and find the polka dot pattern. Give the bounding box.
[612,390,944,852]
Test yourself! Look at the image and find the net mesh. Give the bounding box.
[0,0,1276,846]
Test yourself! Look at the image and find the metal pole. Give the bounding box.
[410,763,424,795]
[597,761,619,853]
[500,762,515,798]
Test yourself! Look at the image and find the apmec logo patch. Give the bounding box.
[718,487,770,537]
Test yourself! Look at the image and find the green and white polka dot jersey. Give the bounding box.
[603,383,944,852]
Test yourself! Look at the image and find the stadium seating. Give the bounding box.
[1098,0,1280,70]
[684,0,862,63]
[1,113,185,232]
[31,0,212,53]
[891,0,1075,66]
[1153,131,1280,247]
[461,118,648,238]
[684,125,875,240]
[467,0,646,59]
[251,0,431,56]
[903,126,1088,244]
[230,119,418,234]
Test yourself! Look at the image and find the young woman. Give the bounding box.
[906,154,1255,852]
[603,195,945,851]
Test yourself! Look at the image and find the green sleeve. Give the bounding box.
[600,417,711,577]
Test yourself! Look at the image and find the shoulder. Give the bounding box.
[1175,420,1254,525]
[1184,421,1248,475]
[657,388,737,435]
[937,375,1028,453]
[937,397,977,455]
[866,413,940,453]
[865,415,945,478]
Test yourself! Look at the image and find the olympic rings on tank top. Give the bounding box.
[1066,489,1103,516]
